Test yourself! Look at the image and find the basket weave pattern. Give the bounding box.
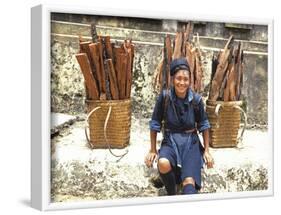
[206,100,243,148]
[86,99,132,149]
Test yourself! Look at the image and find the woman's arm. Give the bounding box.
[202,128,210,152]
[145,92,165,167]
[202,128,214,168]
[150,130,157,153]
[145,130,158,167]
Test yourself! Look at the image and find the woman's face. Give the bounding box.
[173,69,190,97]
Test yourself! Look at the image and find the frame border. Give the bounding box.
[31,3,274,211]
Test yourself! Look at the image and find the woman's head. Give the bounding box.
[170,58,190,97]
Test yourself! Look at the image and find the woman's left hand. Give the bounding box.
[203,150,214,169]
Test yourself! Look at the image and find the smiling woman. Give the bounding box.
[145,57,214,195]
[173,70,190,98]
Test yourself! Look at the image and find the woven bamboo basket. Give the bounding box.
[206,100,247,148]
[85,99,132,149]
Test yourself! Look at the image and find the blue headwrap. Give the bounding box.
[170,58,190,76]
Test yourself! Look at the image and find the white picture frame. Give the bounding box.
[31,4,274,211]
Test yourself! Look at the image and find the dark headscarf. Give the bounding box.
[170,58,190,76]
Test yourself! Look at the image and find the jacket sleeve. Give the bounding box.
[149,91,165,132]
[196,98,211,132]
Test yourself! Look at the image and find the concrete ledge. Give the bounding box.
[51,115,270,202]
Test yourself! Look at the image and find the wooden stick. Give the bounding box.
[165,36,172,89]
[220,53,234,100]
[173,32,183,59]
[235,42,242,100]
[76,53,99,100]
[194,50,203,92]
[88,43,105,95]
[237,51,244,100]
[183,22,191,43]
[119,53,128,99]
[105,59,119,100]
[223,70,231,101]
[113,47,125,97]
[185,43,195,89]
[90,23,98,42]
[104,36,113,59]
[209,36,234,100]
[97,39,106,91]
[223,54,238,102]
[126,45,132,99]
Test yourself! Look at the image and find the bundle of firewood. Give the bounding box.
[75,24,134,100]
[208,35,244,101]
[153,22,204,93]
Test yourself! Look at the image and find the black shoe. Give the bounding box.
[150,175,164,188]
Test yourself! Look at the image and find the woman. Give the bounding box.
[145,58,214,195]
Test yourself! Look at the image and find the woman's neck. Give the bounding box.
[175,90,187,99]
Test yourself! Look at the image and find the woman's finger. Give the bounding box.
[207,158,214,168]
[203,155,207,164]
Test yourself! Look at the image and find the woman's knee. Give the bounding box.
[182,177,195,187]
[158,158,172,174]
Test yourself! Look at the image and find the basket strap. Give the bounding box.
[206,104,221,128]
[233,105,247,149]
[85,106,101,149]
[103,106,128,160]
[214,104,222,116]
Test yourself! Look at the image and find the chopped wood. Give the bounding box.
[113,47,125,97]
[104,36,113,59]
[183,22,193,43]
[91,23,98,42]
[220,53,234,100]
[194,49,203,92]
[237,50,244,100]
[173,32,183,59]
[153,21,205,94]
[165,36,173,89]
[235,42,242,100]
[119,53,128,99]
[76,53,99,100]
[209,35,234,101]
[79,41,91,56]
[223,64,233,101]
[208,37,245,102]
[123,40,134,99]
[185,43,195,90]
[97,40,107,97]
[153,59,163,92]
[77,32,133,101]
[89,43,106,98]
[105,59,119,100]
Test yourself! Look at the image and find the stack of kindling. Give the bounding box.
[208,35,244,101]
[75,24,134,101]
[154,22,204,93]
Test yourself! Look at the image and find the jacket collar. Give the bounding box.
[171,87,193,104]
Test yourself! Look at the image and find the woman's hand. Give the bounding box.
[203,150,214,169]
[145,151,158,168]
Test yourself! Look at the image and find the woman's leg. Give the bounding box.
[182,177,197,194]
[158,158,176,195]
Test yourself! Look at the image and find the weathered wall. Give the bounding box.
[50,13,268,125]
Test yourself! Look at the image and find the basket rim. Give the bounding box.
[86,99,131,104]
[206,100,243,106]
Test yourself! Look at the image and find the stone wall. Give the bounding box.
[50,13,268,124]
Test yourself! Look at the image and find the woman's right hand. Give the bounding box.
[145,151,158,168]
